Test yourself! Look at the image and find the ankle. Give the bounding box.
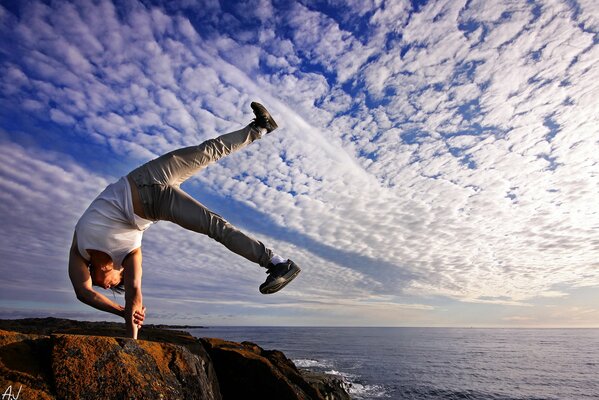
[269,254,286,265]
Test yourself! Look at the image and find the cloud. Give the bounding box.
[0,139,108,297]
[0,0,598,326]
[502,315,534,322]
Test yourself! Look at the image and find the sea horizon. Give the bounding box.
[190,325,599,399]
[201,325,599,329]
[4,314,599,330]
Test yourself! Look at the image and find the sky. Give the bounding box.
[0,0,598,327]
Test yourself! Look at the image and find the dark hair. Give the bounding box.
[109,283,125,295]
[88,263,125,295]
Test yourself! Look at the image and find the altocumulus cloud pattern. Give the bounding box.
[0,0,598,327]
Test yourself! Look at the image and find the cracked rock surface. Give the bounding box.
[0,318,350,400]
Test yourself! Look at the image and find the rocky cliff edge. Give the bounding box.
[0,317,350,400]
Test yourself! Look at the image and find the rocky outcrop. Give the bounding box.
[0,330,54,400]
[0,329,220,400]
[301,370,351,400]
[0,318,350,400]
[52,334,219,400]
[201,338,325,400]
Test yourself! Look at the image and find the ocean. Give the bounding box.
[187,327,599,400]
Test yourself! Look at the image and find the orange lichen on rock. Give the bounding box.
[51,334,218,400]
[0,318,350,400]
[0,329,220,400]
[0,329,55,399]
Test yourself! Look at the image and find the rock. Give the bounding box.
[301,370,352,400]
[51,334,218,400]
[0,317,202,345]
[0,330,54,399]
[0,318,221,400]
[200,338,349,400]
[0,318,352,400]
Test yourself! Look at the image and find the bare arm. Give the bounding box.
[123,248,144,339]
[68,234,124,318]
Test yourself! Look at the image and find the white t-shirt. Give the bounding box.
[75,176,153,269]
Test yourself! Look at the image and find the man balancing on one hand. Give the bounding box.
[68,102,301,339]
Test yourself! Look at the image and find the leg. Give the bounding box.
[154,185,273,267]
[131,123,264,188]
[130,102,299,292]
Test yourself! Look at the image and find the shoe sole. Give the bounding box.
[260,265,301,294]
[251,102,279,131]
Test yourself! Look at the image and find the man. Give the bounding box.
[68,102,301,339]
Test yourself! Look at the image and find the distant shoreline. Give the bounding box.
[150,324,207,329]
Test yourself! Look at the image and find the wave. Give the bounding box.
[324,369,388,399]
[290,360,389,399]
[293,358,334,369]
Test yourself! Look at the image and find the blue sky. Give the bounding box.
[0,0,598,327]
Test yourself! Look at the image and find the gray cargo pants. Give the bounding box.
[128,123,273,267]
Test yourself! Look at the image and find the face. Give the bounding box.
[92,267,124,290]
[89,251,124,289]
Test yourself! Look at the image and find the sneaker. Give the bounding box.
[259,259,301,294]
[251,101,278,133]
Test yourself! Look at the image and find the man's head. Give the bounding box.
[88,250,124,293]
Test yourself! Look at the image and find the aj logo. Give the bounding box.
[1,385,21,400]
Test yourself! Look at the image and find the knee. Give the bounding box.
[207,215,236,240]
[199,139,218,156]
[200,138,229,159]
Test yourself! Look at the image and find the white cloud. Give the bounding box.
[578,0,599,30]
[286,2,376,82]
[1,0,598,326]
[0,140,107,290]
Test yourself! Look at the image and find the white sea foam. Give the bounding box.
[293,358,333,369]
[324,369,357,379]
[323,369,388,398]
[294,360,389,399]
[349,382,388,399]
